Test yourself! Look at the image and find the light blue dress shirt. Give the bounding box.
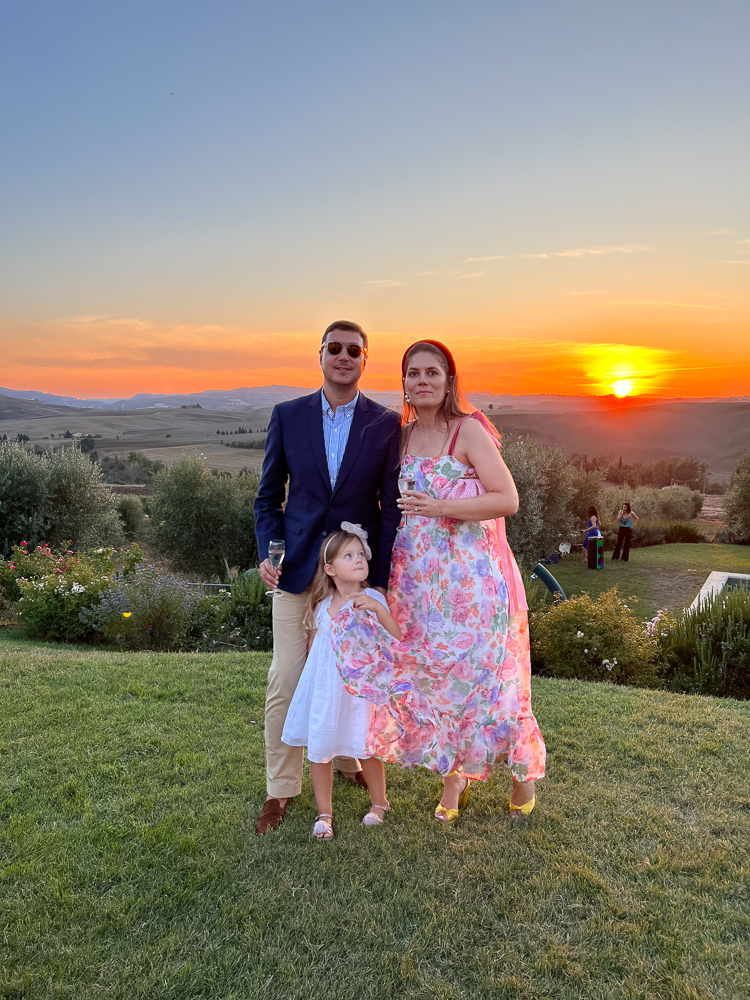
[321,388,359,489]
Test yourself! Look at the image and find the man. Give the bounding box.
[253,320,401,835]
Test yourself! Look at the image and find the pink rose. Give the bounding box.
[454,633,474,650]
[452,605,469,625]
[447,584,470,607]
[453,658,475,681]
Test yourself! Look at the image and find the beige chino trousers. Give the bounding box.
[265,588,361,799]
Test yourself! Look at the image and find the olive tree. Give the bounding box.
[149,456,259,579]
[723,452,750,542]
[0,441,123,556]
[501,436,577,567]
[0,442,48,557]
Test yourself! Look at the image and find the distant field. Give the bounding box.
[0,403,272,473]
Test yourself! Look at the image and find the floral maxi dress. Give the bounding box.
[331,449,546,782]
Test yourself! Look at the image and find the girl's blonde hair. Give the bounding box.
[302,530,369,631]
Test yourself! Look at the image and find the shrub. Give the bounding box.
[654,587,750,699]
[217,572,273,651]
[117,496,144,541]
[149,457,260,578]
[501,436,576,568]
[80,564,199,650]
[715,527,750,546]
[98,451,165,485]
[530,588,658,687]
[664,522,706,544]
[631,524,667,548]
[14,545,118,643]
[600,485,702,524]
[723,452,750,542]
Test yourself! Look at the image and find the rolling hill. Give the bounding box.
[2,390,749,475]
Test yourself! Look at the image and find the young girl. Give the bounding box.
[281,524,402,841]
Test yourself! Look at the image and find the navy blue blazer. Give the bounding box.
[254,391,402,594]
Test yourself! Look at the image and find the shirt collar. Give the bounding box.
[321,388,359,418]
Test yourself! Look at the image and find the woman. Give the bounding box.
[581,505,601,562]
[612,501,639,561]
[332,340,545,821]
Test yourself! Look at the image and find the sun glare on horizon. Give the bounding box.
[612,378,635,397]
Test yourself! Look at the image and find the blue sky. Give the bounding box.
[1,1,748,396]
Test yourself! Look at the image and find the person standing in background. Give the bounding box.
[612,501,638,561]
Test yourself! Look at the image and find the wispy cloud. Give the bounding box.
[361,279,403,287]
[567,290,607,296]
[735,239,750,249]
[705,228,735,236]
[517,244,653,260]
[465,255,506,262]
[456,271,486,280]
[415,269,463,277]
[607,300,726,311]
[713,259,750,265]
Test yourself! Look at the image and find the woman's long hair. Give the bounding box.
[622,501,632,515]
[302,529,369,632]
[588,506,599,519]
[400,341,500,449]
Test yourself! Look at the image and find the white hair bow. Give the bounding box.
[340,521,372,560]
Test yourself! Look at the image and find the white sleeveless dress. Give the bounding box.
[281,589,386,764]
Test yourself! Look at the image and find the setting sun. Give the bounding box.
[612,379,635,397]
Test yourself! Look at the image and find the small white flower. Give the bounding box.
[613,658,618,664]
[602,659,610,665]
[577,631,584,638]
[606,663,613,671]
[584,648,588,653]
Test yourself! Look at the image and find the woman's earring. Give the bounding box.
[404,390,410,404]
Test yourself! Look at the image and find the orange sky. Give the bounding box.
[2,304,749,400]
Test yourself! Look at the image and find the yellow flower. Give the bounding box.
[123,612,132,618]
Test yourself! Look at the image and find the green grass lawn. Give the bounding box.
[539,542,750,620]
[1,630,749,1000]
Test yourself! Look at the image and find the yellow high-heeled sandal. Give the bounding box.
[434,771,470,824]
[509,794,535,818]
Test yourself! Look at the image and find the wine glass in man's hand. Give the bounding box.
[265,540,285,596]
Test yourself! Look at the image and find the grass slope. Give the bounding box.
[1,632,748,1000]
[540,543,750,620]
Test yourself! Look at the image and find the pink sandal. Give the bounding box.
[312,814,334,840]
[362,802,391,827]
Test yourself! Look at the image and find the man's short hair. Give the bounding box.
[321,320,368,351]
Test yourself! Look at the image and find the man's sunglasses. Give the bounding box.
[322,341,367,359]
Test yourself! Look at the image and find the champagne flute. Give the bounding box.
[265,539,285,596]
[398,473,416,526]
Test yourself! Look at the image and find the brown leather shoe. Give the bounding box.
[335,769,369,791]
[255,797,288,836]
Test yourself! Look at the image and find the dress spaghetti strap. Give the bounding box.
[447,416,469,456]
[404,421,418,453]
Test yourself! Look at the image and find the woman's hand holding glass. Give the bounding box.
[397,490,442,519]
